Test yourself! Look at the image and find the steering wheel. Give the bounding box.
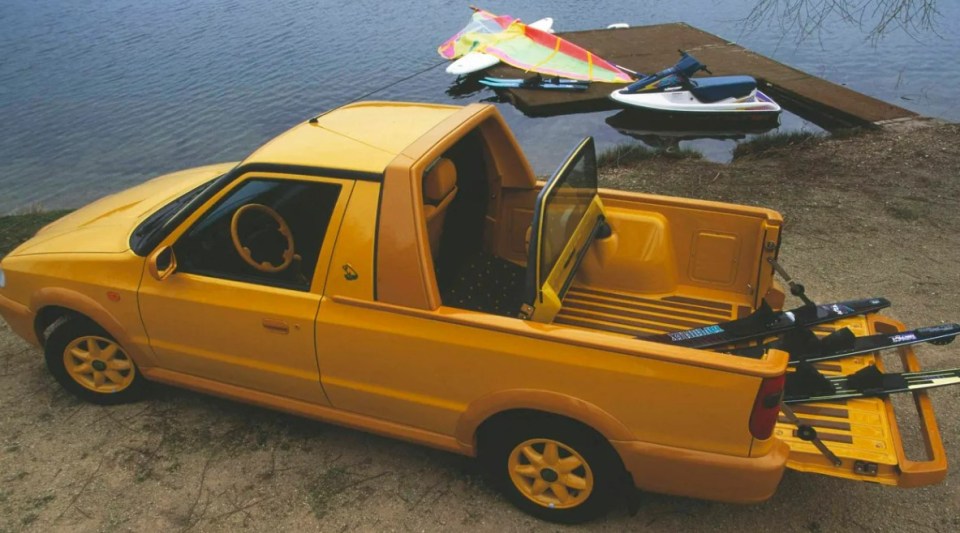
[230,204,296,273]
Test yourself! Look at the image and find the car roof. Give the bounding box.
[241,101,462,175]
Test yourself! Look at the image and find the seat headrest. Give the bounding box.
[424,158,457,204]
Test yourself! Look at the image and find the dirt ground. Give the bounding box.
[1,121,959,532]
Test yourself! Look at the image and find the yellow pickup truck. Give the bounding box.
[0,101,950,523]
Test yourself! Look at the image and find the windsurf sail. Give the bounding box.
[438,8,632,83]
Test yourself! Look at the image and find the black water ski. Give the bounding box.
[730,323,960,363]
[783,366,960,404]
[643,297,890,349]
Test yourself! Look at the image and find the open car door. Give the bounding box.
[522,137,608,323]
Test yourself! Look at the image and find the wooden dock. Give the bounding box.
[485,23,915,130]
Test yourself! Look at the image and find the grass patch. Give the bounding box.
[0,210,73,257]
[27,494,55,510]
[829,127,869,140]
[597,142,701,169]
[884,200,926,221]
[733,131,822,160]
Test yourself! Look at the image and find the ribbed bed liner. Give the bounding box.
[555,286,740,337]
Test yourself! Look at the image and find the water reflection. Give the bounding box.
[445,76,488,99]
[741,0,940,44]
[605,110,779,152]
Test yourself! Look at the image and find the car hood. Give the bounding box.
[9,163,237,256]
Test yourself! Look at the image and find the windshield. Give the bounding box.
[129,176,221,255]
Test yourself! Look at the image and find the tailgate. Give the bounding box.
[775,313,948,487]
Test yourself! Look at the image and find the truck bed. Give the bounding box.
[438,252,749,335]
[555,285,745,337]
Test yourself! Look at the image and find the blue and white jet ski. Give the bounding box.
[609,52,781,117]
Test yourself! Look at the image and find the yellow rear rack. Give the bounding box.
[778,314,947,486]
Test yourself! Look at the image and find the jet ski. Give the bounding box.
[609,52,782,118]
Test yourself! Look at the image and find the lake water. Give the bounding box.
[1,0,957,214]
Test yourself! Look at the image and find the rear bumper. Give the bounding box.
[0,292,39,346]
[611,438,790,503]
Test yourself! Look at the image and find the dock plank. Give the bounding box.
[484,23,915,129]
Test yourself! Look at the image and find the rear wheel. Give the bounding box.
[480,415,624,523]
[44,317,146,404]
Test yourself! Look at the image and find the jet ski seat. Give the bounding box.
[688,76,757,103]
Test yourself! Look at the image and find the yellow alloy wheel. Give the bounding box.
[507,438,594,509]
[62,336,135,393]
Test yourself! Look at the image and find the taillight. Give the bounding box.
[749,374,785,440]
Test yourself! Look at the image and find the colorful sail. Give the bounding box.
[439,8,632,83]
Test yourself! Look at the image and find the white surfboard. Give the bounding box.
[446,51,501,75]
[446,17,554,75]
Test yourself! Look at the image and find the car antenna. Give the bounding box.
[307,59,447,124]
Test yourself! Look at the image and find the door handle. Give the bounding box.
[261,318,290,334]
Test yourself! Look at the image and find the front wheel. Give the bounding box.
[44,316,147,404]
[480,416,625,523]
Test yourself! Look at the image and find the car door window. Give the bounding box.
[522,137,603,323]
[175,178,342,291]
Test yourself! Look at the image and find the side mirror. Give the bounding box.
[148,245,177,281]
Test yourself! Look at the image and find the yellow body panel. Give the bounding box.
[0,251,155,364]
[138,272,330,403]
[0,101,946,510]
[243,102,460,173]
[322,180,379,301]
[316,296,763,456]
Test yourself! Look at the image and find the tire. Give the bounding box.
[44,316,147,405]
[479,414,625,524]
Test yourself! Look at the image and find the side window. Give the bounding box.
[175,178,342,291]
